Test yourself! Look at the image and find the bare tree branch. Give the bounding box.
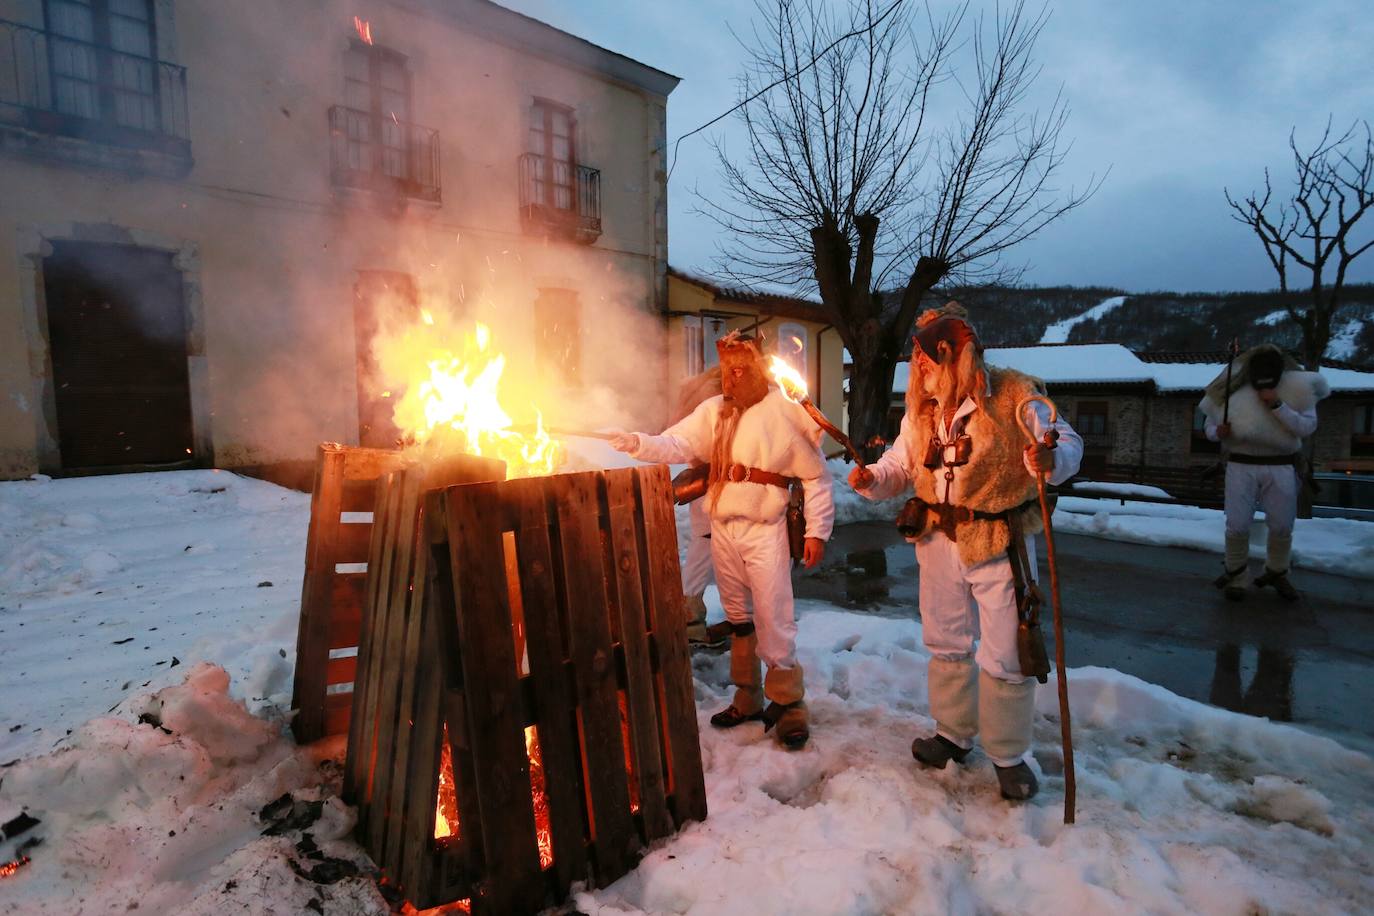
[1226,118,1374,367]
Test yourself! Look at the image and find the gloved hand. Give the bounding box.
[848,466,875,489]
[608,430,640,453]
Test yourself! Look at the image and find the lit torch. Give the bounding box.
[767,356,865,468]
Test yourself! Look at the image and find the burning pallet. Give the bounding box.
[342,463,707,913]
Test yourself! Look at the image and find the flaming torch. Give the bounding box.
[767,356,865,468]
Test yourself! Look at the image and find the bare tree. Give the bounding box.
[1226,119,1374,369]
[699,0,1097,454]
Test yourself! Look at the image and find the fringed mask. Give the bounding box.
[717,332,770,409]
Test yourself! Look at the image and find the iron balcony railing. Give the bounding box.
[0,18,190,157]
[329,105,440,202]
[518,152,601,242]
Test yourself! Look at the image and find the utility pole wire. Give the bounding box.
[666,0,907,182]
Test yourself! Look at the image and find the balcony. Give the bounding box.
[329,105,440,203]
[519,152,601,244]
[0,18,191,175]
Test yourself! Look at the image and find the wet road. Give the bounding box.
[796,522,1374,744]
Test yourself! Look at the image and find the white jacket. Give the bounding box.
[630,389,835,540]
[1200,370,1327,455]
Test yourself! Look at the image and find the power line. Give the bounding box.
[666,0,906,182]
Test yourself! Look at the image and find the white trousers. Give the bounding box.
[682,500,715,596]
[711,516,797,669]
[914,531,1035,684]
[1224,462,1298,537]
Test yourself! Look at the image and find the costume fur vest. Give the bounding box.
[1197,349,1330,456]
[908,367,1045,567]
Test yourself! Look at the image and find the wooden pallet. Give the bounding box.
[290,443,502,743]
[344,465,707,914]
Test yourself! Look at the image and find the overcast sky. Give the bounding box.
[501,0,1374,295]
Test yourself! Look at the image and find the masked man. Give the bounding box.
[849,304,1081,801]
[611,332,833,749]
[1200,345,1328,601]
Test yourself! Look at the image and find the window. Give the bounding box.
[528,99,576,210]
[683,317,705,376]
[1191,407,1220,454]
[343,43,411,180]
[535,289,581,386]
[44,0,160,131]
[1353,402,1374,457]
[1077,400,1108,437]
[1356,403,1374,435]
[776,322,807,378]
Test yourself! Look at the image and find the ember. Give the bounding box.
[0,855,30,879]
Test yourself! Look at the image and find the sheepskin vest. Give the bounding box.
[1198,369,1330,456]
[909,367,1045,567]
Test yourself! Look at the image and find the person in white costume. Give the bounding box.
[611,332,833,749]
[1200,345,1328,602]
[850,304,1082,801]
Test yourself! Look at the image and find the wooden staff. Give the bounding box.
[1222,337,1240,426]
[1016,395,1076,825]
[511,423,617,441]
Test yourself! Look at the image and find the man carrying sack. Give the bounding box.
[849,304,1082,801]
[611,331,833,749]
[1200,344,1329,602]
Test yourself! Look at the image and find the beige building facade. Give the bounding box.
[0,0,677,479]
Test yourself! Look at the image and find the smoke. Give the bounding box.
[19,0,673,470]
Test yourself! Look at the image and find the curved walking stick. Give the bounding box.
[1016,395,1077,825]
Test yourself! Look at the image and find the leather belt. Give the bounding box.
[1228,452,1298,466]
[724,463,793,489]
[930,498,1038,542]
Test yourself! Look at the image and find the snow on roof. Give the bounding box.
[883,343,1374,394]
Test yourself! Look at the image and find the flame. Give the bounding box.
[434,725,553,870]
[353,16,373,44]
[0,856,30,879]
[768,354,809,403]
[378,314,563,478]
[434,726,459,841]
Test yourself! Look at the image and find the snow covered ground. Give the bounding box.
[3,470,1373,914]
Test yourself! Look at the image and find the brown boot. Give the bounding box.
[710,622,764,728]
[763,665,808,749]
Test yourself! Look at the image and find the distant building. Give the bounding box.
[869,343,1374,475]
[668,268,846,452]
[0,0,677,480]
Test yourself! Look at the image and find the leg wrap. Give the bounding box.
[683,593,709,643]
[1266,530,1293,575]
[978,669,1036,766]
[729,630,764,715]
[1224,532,1251,586]
[763,663,804,706]
[927,657,978,748]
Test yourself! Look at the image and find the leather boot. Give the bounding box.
[912,657,977,768]
[762,664,808,749]
[978,670,1038,801]
[1214,532,1251,601]
[710,623,764,728]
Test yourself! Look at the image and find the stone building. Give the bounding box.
[0,0,677,480]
